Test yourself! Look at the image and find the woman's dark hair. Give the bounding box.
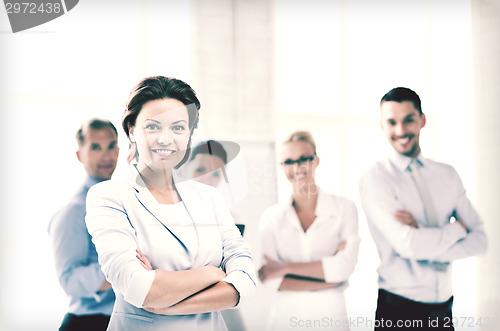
[190,140,228,165]
[122,76,200,167]
[380,87,422,115]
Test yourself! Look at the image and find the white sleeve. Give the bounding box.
[434,169,488,262]
[85,183,155,308]
[359,170,467,261]
[321,200,360,283]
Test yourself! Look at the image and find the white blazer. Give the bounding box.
[85,165,256,331]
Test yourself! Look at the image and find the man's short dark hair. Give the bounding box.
[76,118,118,147]
[381,87,422,115]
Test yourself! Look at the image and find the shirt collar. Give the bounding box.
[126,163,184,192]
[84,175,102,190]
[282,187,336,218]
[315,187,336,217]
[388,149,426,172]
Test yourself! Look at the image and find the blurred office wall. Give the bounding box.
[471,0,500,329]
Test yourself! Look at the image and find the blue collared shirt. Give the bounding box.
[359,150,487,303]
[48,176,115,315]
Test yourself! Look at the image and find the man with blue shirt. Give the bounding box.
[360,87,487,330]
[49,118,119,331]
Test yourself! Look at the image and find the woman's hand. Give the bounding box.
[260,242,348,284]
[204,264,227,283]
[136,249,225,281]
[143,281,238,315]
[335,240,347,254]
[143,306,177,315]
[137,249,226,283]
[136,249,153,270]
[258,255,288,282]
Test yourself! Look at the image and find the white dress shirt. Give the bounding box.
[359,151,487,303]
[259,188,359,329]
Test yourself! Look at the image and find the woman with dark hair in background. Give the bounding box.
[188,140,228,187]
[85,76,257,331]
[185,139,247,330]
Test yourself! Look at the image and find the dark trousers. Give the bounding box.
[375,289,454,331]
[59,313,110,331]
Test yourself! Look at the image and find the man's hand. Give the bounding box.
[394,210,419,228]
[432,261,450,272]
[98,280,112,292]
[455,219,469,233]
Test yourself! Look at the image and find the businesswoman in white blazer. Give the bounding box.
[85,76,257,331]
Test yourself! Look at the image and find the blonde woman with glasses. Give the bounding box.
[258,131,359,330]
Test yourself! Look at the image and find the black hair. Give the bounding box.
[190,140,228,165]
[381,87,422,114]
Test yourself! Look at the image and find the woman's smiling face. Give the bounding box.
[130,98,190,172]
[280,140,318,186]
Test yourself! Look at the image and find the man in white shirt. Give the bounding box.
[359,87,487,330]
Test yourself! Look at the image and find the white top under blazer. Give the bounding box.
[85,165,257,331]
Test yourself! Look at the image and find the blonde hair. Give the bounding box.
[284,130,317,155]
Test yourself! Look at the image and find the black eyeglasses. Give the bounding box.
[280,155,316,167]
